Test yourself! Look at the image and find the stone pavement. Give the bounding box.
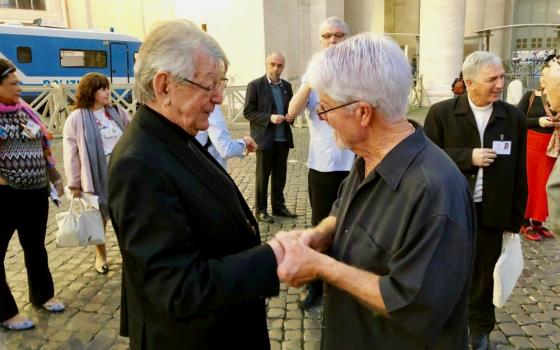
[1,107,560,349]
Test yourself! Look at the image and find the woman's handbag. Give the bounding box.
[55,198,105,247]
[493,233,524,308]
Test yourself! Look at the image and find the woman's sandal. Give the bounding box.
[43,298,65,313]
[94,264,109,274]
[1,314,35,330]
[94,255,110,275]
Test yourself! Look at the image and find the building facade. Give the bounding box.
[1,0,558,103]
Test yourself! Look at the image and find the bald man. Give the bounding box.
[244,52,296,224]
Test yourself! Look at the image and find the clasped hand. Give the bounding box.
[268,229,329,287]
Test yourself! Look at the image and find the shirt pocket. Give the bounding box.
[339,223,390,275]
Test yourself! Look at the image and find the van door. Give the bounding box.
[109,43,129,83]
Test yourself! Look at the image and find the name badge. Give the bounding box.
[492,140,512,155]
[21,119,41,139]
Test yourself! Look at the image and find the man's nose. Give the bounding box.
[211,89,224,104]
[496,81,505,90]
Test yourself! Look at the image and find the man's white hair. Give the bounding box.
[306,32,412,121]
[134,19,229,104]
[319,17,350,36]
[462,51,502,81]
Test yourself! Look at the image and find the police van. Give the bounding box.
[0,23,142,87]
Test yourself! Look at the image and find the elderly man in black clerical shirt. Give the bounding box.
[271,33,476,350]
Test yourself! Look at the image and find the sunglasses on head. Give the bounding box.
[0,67,15,79]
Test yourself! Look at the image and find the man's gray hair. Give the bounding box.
[462,51,502,81]
[319,16,350,36]
[306,32,412,121]
[134,19,229,104]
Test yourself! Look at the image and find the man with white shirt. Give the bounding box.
[287,17,354,309]
[195,105,257,170]
[424,51,527,350]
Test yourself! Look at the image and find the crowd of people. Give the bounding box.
[1,15,560,350]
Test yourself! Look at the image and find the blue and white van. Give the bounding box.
[0,24,142,86]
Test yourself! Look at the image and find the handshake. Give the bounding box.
[267,226,333,287]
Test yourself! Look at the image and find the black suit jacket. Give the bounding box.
[424,94,527,232]
[243,75,294,150]
[108,105,279,350]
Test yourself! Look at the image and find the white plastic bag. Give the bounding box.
[493,232,523,308]
[55,198,105,247]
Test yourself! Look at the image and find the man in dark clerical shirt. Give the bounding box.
[270,33,476,350]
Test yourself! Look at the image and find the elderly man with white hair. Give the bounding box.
[424,51,527,350]
[108,20,284,350]
[273,33,475,350]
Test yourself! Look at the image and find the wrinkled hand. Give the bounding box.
[472,148,497,167]
[539,117,560,128]
[69,187,82,198]
[276,233,322,287]
[299,228,332,253]
[242,136,257,153]
[267,237,285,265]
[270,114,285,125]
[285,113,296,123]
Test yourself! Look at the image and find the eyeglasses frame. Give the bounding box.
[315,100,359,120]
[175,76,228,92]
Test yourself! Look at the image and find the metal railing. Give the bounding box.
[22,78,425,135]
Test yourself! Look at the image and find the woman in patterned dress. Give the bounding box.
[0,58,65,331]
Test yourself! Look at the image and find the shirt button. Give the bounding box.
[344,228,348,234]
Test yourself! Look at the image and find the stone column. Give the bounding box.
[371,0,385,33]
[464,0,485,56]
[419,0,466,104]
[484,0,507,58]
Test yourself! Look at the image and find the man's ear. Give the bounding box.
[356,101,373,127]
[465,79,474,91]
[152,71,171,106]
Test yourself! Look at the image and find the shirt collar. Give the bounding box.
[367,123,427,190]
[267,76,282,86]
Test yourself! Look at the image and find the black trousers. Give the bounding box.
[255,141,289,213]
[308,169,349,226]
[306,169,349,294]
[0,185,54,321]
[469,202,503,335]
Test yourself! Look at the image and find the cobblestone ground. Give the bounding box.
[1,108,560,349]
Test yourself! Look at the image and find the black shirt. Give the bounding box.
[517,90,556,134]
[323,127,475,350]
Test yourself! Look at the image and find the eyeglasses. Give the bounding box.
[321,32,346,40]
[544,55,560,68]
[175,76,228,92]
[315,100,359,120]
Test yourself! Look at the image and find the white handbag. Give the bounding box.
[492,232,524,308]
[55,198,105,247]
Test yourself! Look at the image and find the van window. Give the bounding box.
[60,50,107,68]
[17,47,32,63]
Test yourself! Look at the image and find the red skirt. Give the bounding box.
[525,130,556,221]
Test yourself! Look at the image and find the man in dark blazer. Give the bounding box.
[108,20,284,350]
[424,51,527,350]
[244,52,296,223]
